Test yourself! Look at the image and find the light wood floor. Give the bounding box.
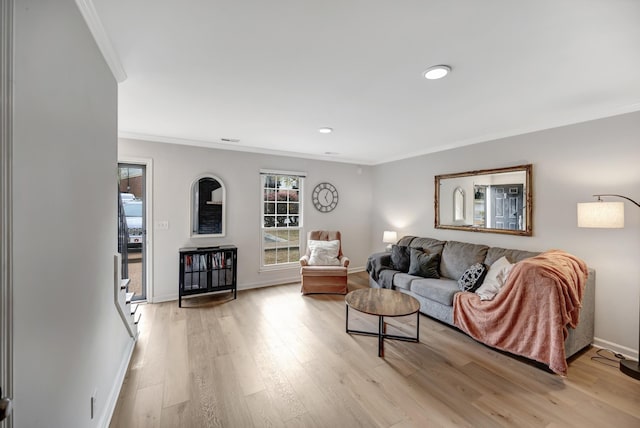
[110,272,640,428]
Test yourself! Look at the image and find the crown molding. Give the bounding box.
[118,131,375,166]
[75,0,127,83]
[374,101,640,165]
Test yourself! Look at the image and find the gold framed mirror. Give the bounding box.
[435,164,532,236]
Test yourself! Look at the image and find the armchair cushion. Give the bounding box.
[307,239,341,266]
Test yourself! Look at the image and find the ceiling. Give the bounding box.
[90,0,640,165]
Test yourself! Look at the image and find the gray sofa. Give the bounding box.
[366,236,595,359]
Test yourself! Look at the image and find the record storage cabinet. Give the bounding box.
[178,245,237,307]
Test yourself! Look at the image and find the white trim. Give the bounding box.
[259,173,304,270]
[593,337,639,361]
[151,279,303,302]
[258,262,299,273]
[259,169,307,177]
[102,337,135,428]
[118,156,154,303]
[75,0,127,83]
[119,132,371,165]
[146,266,365,302]
[0,1,13,426]
[119,102,640,167]
[372,102,640,166]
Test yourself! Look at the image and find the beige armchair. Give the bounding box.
[299,230,350,295]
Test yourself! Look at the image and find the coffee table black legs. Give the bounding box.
[345,305,420,357]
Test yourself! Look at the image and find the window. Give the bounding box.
[261,171,304,267]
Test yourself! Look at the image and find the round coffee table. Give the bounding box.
[345,288,420,357]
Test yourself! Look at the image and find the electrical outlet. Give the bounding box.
[155,220,169,230]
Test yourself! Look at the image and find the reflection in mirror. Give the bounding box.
[192,175,226,237]
[435,164,532,236]
[453,187,465,223]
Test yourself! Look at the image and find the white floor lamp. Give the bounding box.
[577,194,640,380]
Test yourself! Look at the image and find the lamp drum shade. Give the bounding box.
[577,201,624,228]
[382,231,398,243]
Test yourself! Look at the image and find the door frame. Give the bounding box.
[118,156,154,302]
[1,0,13,426]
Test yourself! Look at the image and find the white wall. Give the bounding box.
[372,111,640,358]
[119,138,373,302]
[13,1,132,427]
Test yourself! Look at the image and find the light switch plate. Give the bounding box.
[155,220,169,230]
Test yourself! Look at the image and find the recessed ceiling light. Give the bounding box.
[423,65,451,80]
[318,127,333,134]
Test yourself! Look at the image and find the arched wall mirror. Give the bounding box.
[191,175,226,237]
[453,187,465,223]
[435,164,532,236]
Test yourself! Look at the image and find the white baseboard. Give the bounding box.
[593,337,639,360]
[101,336,136,428]
[239,275,300,291]
[151,292,179,303]
[151,266,366,302]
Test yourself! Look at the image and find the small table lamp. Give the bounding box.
[578,193,640,380]
[382,231,397,251]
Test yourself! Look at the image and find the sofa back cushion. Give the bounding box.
[397,235,417,247]
[485,247,539,265]
[440,241,489,280]
[409,237,446,256]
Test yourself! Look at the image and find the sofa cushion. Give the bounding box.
[485,247,539,265]
[393,273,418,290]
[397,236,416,247]
[408,237,446,256]
[300,265,347,276]
[439,241,489,280]
[458,263,488,292]
[390,245,411,272]
[408,248,440,278]
[475,256,514,300]
[410,277,459,306]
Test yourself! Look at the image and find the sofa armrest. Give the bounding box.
[366,252,391,272]
[339,256,350,268]
[299,255,309,266]
[366,251,393,283]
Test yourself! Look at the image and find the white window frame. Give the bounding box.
[260,170,305,270]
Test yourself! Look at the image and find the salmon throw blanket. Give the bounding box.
[453,250,588,376]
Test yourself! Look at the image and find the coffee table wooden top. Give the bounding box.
[345,288,420,317]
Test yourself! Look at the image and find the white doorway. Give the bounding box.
[1,1,13,425]
[118,158,153,302]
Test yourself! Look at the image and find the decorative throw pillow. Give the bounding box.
[307,240,341,266]
[475,256,514,300]
[458,263,487,292]
[408,248,440,278]
[390,245,411,272]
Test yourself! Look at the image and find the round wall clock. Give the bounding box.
[312,182,339,212]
